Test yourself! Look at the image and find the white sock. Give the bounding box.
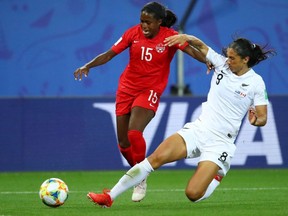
[195,178,220,202]
[109,158,154,200]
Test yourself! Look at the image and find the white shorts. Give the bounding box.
[177,119,236,176]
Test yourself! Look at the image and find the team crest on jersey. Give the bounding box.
[155,43,165,53]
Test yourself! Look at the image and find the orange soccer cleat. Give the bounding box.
[87,189,113,208]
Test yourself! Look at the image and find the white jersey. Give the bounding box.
[198,47,269,141]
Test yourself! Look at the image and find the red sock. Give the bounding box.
[214,174,223,182]
[128,130,146,164]
[118,144,134,167]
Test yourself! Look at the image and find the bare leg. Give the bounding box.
[129,106,154,131]
[148,133,188,169]
[185,161,219,202]
[117,115,135,166]
[117,114,130,148]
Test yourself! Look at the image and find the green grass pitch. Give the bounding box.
[0,169,287,216]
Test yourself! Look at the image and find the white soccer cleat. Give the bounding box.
[132,178,147,202]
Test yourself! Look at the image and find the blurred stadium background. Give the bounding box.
[0,0,287,171]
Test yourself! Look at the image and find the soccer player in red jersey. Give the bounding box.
[74,1,207,202]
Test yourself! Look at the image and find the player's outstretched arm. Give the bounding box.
[182,45,214,74]
[167,35,213,74]
[165,34,209,57]
[74,49,117,81]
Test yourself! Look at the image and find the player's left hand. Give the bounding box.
[206,61,214,74]
[248,107,258,125]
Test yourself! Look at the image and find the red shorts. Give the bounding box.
[116,89,161,116]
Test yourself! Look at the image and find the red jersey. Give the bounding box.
[111,25,188,95]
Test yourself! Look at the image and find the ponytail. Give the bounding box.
[161,9,177,28]
[223,38,276,68]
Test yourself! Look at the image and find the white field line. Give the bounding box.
[1,187,288,194]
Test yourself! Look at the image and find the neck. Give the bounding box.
[235,67,250,76]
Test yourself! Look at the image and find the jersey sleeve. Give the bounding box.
[111,29,132,54]
[206,47,227,67]
[168,28,189,51]
[253,77,269,106]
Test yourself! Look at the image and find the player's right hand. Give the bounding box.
[74,66,89,81]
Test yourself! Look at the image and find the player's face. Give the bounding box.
[226,48,249,75]
[140,12,162,38]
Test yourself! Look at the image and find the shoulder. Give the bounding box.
[207,47,227,67]
[207,47,221,58]
[121,25,142,41]
[124,24,141,34]
[160,26,178,36]
[244,70,266,92]
[247,69,264,82]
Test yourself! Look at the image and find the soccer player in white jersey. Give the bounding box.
[87,34,276,208]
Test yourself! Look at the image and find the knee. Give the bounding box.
[185,188,204,202]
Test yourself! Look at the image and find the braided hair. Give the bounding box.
[141,2,177,28]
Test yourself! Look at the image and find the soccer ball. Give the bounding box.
[39,178,69,207]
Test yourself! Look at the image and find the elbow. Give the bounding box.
[257,118,267,127]
[259,120,267,127]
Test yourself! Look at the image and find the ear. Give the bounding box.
[158,19,162,26]
[243,56,250,64]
